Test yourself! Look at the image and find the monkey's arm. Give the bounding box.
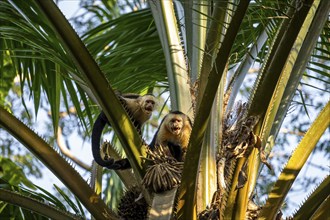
[148,130,159,150]
[167,142,183,161]
[148,140,183,161]
[149,127,183,161]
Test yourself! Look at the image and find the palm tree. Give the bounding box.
[0,0,329,219]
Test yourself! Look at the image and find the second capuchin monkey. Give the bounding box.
[149,111,192,161]
[91,93,156,170]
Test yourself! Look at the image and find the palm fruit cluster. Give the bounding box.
[142,145,184,193]
[117,186,148,220]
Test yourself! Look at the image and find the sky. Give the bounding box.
[58,0,81,19]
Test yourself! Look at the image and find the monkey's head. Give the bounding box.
[132,94,157,125]
[142,95,156,116]
[121,93,157,126]
[165,111,191,136]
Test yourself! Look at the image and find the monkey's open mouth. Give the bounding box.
[171,126,181,135]
[145,106,153,113]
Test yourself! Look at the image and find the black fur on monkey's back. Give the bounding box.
[149,111,192,161]
[91,93,155,170]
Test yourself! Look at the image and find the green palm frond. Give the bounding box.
[83,9,167,93]
[292,175,330,219]
[0,107,117,220]
[0,1,91,132]
[0,189,80,220]
[269,0,329,141]
[227,1,323,218]
[150,1,192,114]
[0,178,84,220]
[260,101,330,219]
[178,2,251,219]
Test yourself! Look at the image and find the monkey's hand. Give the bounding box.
[99,142,131,170]
[105,158,131,170]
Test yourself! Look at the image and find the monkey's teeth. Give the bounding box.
[171,127,181,135]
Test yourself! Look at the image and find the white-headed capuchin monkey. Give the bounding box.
[92,93,156,170]
[149,111,192,161]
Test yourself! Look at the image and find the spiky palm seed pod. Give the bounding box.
[117,186,148,220]
[142,146,183,193]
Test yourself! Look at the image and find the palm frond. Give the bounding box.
[0,188,82,220]
[0,1,91,132]
[292,175,330,218]
[0,107,117,220]
[150,1,192,114]
[260,101,330,219]
[83,9,167,93]
[177,2,251,219]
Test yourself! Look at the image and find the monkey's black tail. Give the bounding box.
[91,111,115,167]
[91,111,132,170]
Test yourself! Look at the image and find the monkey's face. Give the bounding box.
[143,96,156,115]
[167,116,184,135]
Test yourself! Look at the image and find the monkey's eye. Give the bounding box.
[146,100,155,105]
[171,119,181,123]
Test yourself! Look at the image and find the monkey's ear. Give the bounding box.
[186,115,193,126]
